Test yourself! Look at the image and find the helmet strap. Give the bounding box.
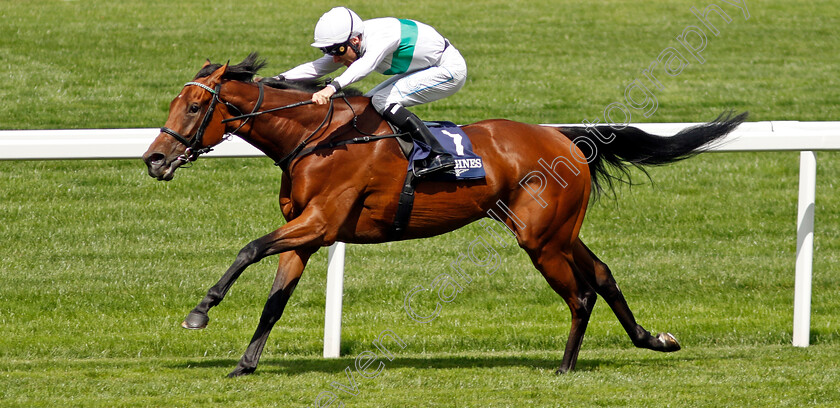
[348,35,362,56]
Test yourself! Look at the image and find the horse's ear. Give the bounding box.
[205,61,229,84]
[202,59,212,68]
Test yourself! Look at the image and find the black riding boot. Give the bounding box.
[383,103,455,177]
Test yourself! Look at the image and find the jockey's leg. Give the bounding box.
[369,48,467,176]
[381,103,455,176]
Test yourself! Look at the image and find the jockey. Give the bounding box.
[271,7,468,176]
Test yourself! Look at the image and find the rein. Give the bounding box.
[222,87,405,171]
[271,94,408,171]
[221,98,317,122]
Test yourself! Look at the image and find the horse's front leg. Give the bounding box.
[228,248,314,377]
[181,232,280,329]
[182,211,328,330]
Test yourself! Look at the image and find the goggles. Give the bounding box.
[321,42,350,56]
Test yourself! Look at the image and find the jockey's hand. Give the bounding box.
[312,86,336,105]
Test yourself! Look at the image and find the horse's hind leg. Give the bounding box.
[558,267,597,374]
[573,239,681,353]
[526,245,598,373]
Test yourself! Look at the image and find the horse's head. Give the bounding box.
[143,61,234,181]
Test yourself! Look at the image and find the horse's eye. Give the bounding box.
[188,103,201,114]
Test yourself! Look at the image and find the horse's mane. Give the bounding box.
[194,52,362,96]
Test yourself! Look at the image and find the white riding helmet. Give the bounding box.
[311,7,364,48]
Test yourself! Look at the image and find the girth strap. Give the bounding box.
[392,171,418,237]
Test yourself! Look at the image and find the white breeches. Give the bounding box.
[367,46,467,114]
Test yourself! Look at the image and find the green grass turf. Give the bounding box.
[2,0,840,406]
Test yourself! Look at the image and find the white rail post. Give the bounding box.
[323,242,346,357]
[793,151,816,347]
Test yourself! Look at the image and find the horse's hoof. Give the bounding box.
[657,332,681,352]
[181,311,209,330]
[554,367,570,375]
[227,367,255,378]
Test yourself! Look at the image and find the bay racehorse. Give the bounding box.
[143,53,746,377]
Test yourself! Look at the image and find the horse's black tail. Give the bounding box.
[557,111,748,197]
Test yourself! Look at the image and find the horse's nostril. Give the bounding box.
[145,152,165,165]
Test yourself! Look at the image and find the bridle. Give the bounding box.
[160,81,264,163]
[161,79,404,171]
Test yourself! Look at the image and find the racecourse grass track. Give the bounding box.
[1,0,839,407]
